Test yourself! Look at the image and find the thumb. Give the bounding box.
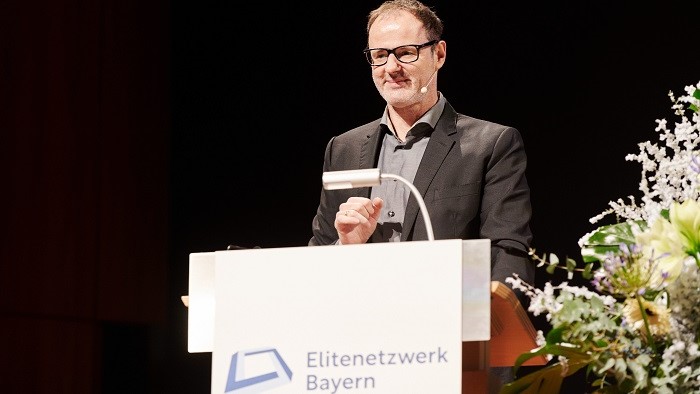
[370,197,384,220]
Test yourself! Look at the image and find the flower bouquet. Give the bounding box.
[502,81,700,394]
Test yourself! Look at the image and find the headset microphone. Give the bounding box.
[420,70,438,94]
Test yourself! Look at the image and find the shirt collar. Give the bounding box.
[380,93,447,139]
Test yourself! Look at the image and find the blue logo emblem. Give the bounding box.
[225,348,293,393]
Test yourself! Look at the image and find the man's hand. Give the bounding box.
[334,197,384,244]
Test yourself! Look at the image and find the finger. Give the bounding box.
[337,207,375,224]
[339,198,380,220]
[334,211,363,234]
[369,197,384,220]
[363,197,384,220]
[335,209,360,222]
[337,209,354,218]
[346,196,371,204]
[338,204,366,219]
[362,198,381,216]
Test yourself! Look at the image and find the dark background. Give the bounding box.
[2,1,699,393]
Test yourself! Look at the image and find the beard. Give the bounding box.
[376,82,423,109]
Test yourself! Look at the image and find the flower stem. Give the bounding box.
[637,296,657,352]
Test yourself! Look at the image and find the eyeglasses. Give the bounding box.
[363,40,438,66]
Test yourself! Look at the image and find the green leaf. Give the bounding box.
[544,344,591,360]
[566,257,577,272]
[582,263,594,279]
[693,88,700,100]
[545,327,564,344]
[502,355,591,394]
[580,220,647,263]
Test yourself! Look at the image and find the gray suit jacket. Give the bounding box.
[309,100,534,285]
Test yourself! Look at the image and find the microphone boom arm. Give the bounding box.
[322,168,435,241]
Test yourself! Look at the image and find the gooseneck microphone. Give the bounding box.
[420,70,438,94]
[322,168,435,241]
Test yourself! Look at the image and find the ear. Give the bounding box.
[435,40,446,69]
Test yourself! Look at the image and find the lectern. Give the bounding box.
[185,239,544,393]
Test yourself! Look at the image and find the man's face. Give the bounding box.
[367,10,438,109]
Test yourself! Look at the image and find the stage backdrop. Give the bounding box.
[1,0,168,392]
[3,1,700,393]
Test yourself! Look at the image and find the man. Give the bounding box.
[309,0,534,290]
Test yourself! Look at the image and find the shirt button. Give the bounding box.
[388,211,395,217]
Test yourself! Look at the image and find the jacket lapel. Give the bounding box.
[357,123,384,198]
[401,104,458,241]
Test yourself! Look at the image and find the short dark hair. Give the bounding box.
[367,0,443,41]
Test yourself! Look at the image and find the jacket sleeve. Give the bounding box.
[480,127,535,287]
[309,137,340,246]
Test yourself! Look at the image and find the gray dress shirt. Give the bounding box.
[370,94,447,242]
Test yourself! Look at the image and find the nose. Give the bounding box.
[384,53,402,71]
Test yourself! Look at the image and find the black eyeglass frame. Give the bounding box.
[363,40,439,66]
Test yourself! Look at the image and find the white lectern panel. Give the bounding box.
[188,239,490,394]
[187,251,215,353]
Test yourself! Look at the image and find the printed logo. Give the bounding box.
[225,347,293,393]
